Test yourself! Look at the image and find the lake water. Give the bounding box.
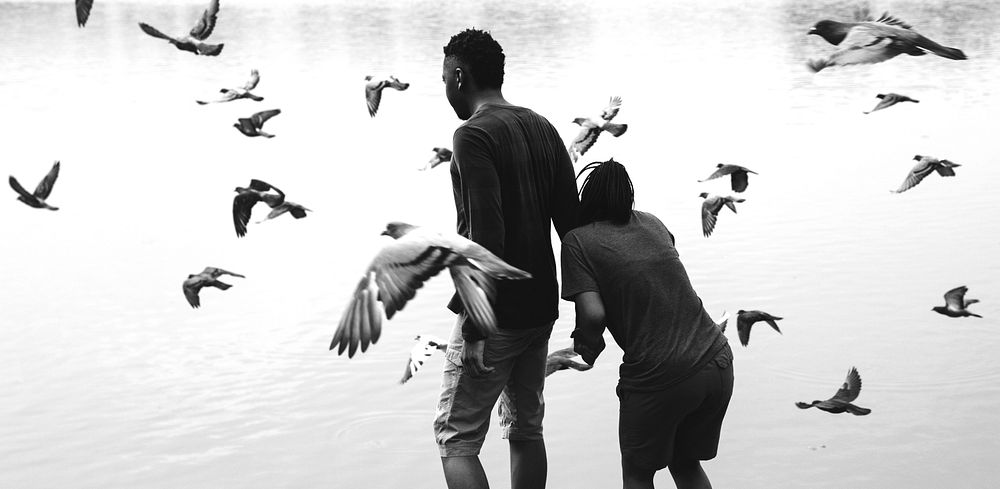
[1,0,998,487]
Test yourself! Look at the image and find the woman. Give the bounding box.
[561,159,733,489]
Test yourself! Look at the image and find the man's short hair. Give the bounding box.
[443,28,505,89]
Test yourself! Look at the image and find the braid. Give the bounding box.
[577,158,634,226]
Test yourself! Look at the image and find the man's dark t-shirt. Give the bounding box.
[561,211,729,392]
[449,103,578,341]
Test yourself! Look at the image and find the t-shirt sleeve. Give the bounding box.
[560,233,599,300]
[549,126,579,239]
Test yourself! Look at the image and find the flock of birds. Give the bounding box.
[19,1,985,417]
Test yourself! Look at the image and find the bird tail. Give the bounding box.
[248,94,264,102]
[970,312,983,318]
[198,43,225,56]
[846,405,872,416]
[806,58,829,73]
[196,100,209,105]
[209,281,232,290]
[915,37,967,60]
[965,299,980,306]
[603,123,627,137]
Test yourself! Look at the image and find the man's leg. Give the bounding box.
[442,456,489,489]
[622,458,655,489]
[510,439,547,489]
[667,459,711,489]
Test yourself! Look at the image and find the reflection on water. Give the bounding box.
[1,0,999,488]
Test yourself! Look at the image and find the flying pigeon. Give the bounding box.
[736,309,782,347]
[796,367,871,415]
[234,109,281,138]
[9,161,60,211]
[699,193,744,237]
[329,222,532,358]
[197,69,263,104]
[807,12,966,72]
[182,266,245,308]
[399,334,449,384]
[365,75,409,117]
[698,163,758,193]
[232,179,284,237]
[892,155,959,193]
[421,147,453,171]
[138,0,224,56]
[932,286,982,318]
[864,93,919,114]
[569,96,628,162]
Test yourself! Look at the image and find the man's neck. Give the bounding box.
[469,90,510,114]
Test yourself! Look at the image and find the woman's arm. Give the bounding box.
[572,291,607,366]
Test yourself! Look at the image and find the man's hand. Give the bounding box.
[462,338,495,377]
[573,333,605,366]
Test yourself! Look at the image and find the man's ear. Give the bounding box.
[454,67,464,90]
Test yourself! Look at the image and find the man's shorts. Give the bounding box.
[618,344,734,470]
[433,316,553,457]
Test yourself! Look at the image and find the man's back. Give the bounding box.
[450,103,578,332]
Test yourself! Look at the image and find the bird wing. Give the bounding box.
[450,265,498,338]
[9,176,35,201]
[182,278,202,308]
[204,267,245,278]
[330,270,386,357]
[934,160,958,177]
[76,0,93,27]
[831,367,863,403]
[400,337,441,384]
[445,234,532,280]
[33,161,60,199]
[731,171,749,192]
[197,90,240,104]
[189,0,220,40]
[699,166,733,181]
[251,109,281,129]
[368,238,458,319]
[242,69,260,90]
[232,193,258,237]
[601,96,622,121]
[893,158,934,193]
[866,97,895,113]
[248,179,273,192]
[826,27,902,67]
[736,314,752,346]
[138,22,177,42]
[569,126,600,159]
[701,199,718,237]
[944,286,968,310]
[365,83,383,117]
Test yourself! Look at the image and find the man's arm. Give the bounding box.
[571,291,607,366]
[549,128,579,239]
[453,126,504,343]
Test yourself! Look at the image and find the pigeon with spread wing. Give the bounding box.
[569,96,628,162]
[197,69,263,104]
[9,161,60,211]
[138,0,224,56]
[796,367,871,415]
[182,267,245,308]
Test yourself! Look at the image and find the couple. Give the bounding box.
[435,29,734,489]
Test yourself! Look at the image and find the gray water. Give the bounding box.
[1,0,999,487]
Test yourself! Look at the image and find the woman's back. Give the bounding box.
[561,210,727,392]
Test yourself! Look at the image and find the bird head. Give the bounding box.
[698,192,709,199]
[234,186,246,193]
[913,155,923,161]
[716,163,725,168]
[364,75,373,81]
[382,221,416,239]
[808,20,849,45]
[736,309,746,314]
[876,93,886,99]
[571,117,587,126]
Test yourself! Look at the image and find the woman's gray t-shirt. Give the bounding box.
[561,210,728,392]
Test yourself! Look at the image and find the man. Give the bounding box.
[434,28,579,489]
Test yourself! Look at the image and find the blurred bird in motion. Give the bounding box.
[138,0,224,56]
[698,163,757,193]
[807,12,966,72]
[365,75,410,117]
[400,334,448,384]
[892,155,959,193]
[699,193,744,237]
[569,96,628,162]
[234,109,281,138]
[329,221,532,358]
[796,367,871,415]
[182,267,245,308]
[9,161,60,211]
[421,147,453,171]
[933,286,982,318]
[864,93,918,114]
[736,309,782,347]
[197,69,263,104]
